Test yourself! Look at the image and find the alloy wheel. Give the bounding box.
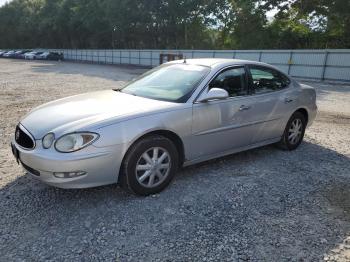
[288,118,303,145]
[135,147,171,188]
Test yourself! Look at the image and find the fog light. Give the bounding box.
[53,171,86,178]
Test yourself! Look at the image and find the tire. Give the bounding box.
[278,111,307,151]
[119,135,179,196]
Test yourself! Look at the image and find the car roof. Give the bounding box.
[168,58,273,68]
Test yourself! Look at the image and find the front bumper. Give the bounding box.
[11,139,127,189]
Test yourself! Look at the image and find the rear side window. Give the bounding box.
[249,66,290,94]
[209,67,248,97]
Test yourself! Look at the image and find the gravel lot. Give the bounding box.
[0,59,349,261]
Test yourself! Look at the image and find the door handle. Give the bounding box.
[284,98,294,103]
[239,105,251,111]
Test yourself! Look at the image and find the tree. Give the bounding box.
[0,0,348,49]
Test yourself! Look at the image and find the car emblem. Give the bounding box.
[15,129,20,140]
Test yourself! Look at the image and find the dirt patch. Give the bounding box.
[323,184,350,221]
[317,111,350,125]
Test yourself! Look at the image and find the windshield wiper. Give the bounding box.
[113,89,138,97]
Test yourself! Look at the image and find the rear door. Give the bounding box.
[246,65,297,143]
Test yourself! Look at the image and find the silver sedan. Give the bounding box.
[11,59,317,195]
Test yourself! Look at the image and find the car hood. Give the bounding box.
[20,90,180,139]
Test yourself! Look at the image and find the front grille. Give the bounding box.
[15,125,35,149]
[22,162,40,176]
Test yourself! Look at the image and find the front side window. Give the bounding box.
[121,64,210,102]
[209,67,248,97]
[249,66,291,94]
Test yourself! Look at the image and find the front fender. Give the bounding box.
[93,108,193,149]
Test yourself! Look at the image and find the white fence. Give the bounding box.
[50,49,350,82]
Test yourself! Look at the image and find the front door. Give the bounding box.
[189,66,256,160]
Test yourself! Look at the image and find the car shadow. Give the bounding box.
[0,141,349,260]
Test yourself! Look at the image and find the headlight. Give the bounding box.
[55,132,99,153]
[42,133,55,149]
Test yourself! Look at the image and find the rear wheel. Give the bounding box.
[279,111,307,150]
[119,135,179,196]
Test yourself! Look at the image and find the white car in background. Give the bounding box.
[3,50,15,57]
[36,52,50,60]
[24,51,43,60]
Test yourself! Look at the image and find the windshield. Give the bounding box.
[121,64,210,103]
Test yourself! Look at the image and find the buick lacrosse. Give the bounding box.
[11,59,317,195]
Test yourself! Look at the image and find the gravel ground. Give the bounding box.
[0,59,349,261]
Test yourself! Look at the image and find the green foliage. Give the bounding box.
[0,0,349,49]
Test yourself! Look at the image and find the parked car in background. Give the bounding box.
[11,59,317,196]
[37,51,64,61]
[13,50,23,58]
[0,50,7,57]
[34,51,46,60]
[3,50,16,58]
[18,51,32,59]
[15,50,32,59]
[36,52,49,60]
[8,50,22,58]
[24,51,43,60]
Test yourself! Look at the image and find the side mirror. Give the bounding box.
[197,88,229,103]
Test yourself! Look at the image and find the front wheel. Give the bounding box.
[279,111,307,150]
[119,135,179,196]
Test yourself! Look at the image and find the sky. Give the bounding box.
[266,7,279,21]
[0,0,10,7]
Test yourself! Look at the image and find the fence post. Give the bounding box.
[112,49,114,65]
[233,51,236,58]
[321,51,329,81]
[150,50,153,67]
[139,50,141,65]
[287,51,293,75]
